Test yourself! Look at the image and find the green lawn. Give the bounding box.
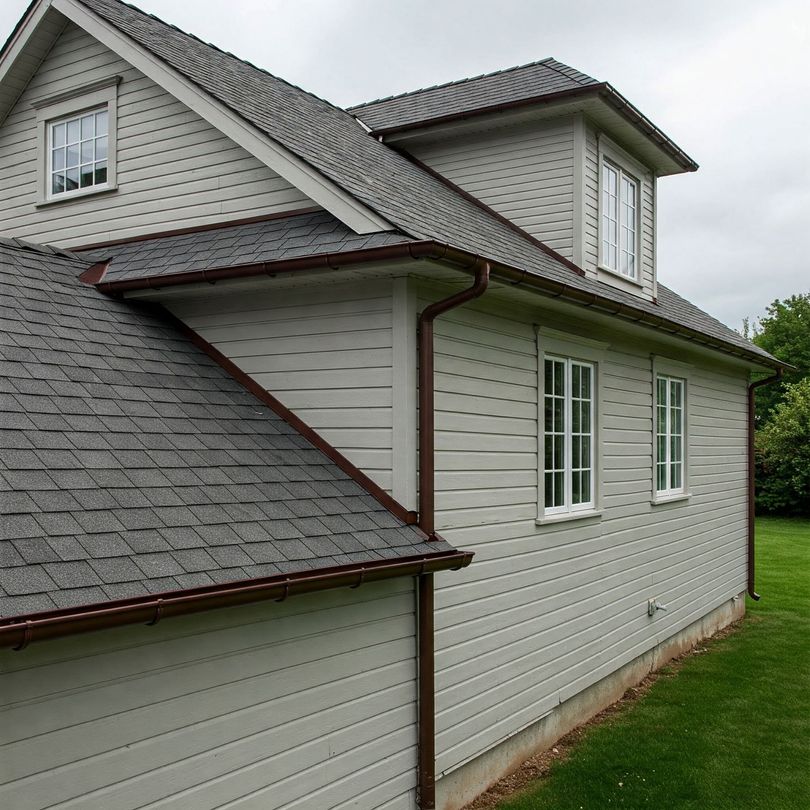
[497,517,810,810]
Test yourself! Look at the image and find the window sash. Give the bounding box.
[656,375,685,495]
[544,357,595,514]
[48,106,109,198]
[601,160,639,280]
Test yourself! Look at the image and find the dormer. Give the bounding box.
[350,59,697,302]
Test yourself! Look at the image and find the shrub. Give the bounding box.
[756,377,810,516]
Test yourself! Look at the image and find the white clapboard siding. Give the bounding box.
[169,280,397,494]
[0,581,417,810]
[0,22,314,247]
[582,123,656,298]
[421,284,749,777]
[411,117,575,258]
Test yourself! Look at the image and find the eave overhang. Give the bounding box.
[364,83,698,177]
[92,241,784,372]
[0,549,473,650]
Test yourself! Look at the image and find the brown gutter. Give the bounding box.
[747,369,783,600]
[96,242,785,373]
[359,83,698,173]
[415,259,490,810]
[418,573,436,809]
[0,550,473,651]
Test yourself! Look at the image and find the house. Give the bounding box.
[0,1,784,809]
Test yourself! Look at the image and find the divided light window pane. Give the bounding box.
[49,106,109,197]
[544,357,594,514]
[601,160,638,280]
[656,375,685,495]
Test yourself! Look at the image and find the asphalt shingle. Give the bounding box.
[74,0,768,363]
[0,240,445,620]
[349,58,599,132]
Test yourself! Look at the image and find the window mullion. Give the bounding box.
[565,360,572,513]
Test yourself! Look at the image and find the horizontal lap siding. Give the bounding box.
[0,581,417,810]
[0,23,313,247]
[170,281,396,492]
[412,118,575,258]
[427,290,749,777]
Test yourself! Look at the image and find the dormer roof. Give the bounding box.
[349,58,698,176]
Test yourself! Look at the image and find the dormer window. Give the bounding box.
[600,159,639,280]
[48,108,108,197]
[32,76,120,206]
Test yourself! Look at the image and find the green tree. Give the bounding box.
[755,377,810,516]
[752,293,810,423]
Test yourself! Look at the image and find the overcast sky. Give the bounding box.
[2,0,808,330]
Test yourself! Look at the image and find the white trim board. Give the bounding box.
[48,0,394,235]
[0,0,52,88]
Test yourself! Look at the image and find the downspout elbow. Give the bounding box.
[417,260,490,539]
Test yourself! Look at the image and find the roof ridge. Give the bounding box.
[346,57,557,111]
[77,0,355,122]
[540,57,600,87]
[0,235,90,263]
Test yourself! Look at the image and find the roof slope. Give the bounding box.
[69,1,766,364]
[348,57,599,132]
[0,239,448,620]
[88,210,416,283]
[74,0,591,290]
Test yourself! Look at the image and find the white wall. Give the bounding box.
[0,21,314,247]
[408,116,658,301]
[410,117,575,258]
[168,278,412,502]
[159,272,751,795]
[0,580,417,810]
[420,282,748,778]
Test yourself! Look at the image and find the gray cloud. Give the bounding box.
[2,0,807,330]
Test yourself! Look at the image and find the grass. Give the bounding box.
[496,517,810,810]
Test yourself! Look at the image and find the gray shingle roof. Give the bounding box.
[85,210,415,283]
[348,58,599,133]
[0,238,450,620]
[72,0,773,367]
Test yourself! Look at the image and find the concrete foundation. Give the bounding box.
[437,593,746,810]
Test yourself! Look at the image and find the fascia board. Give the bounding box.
[0,0,52,89]
[51,0,395,235]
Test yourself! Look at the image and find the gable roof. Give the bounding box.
[348,58,698,174]
[65,0,593,285]
[0,238,465,631]
[0,1,780,372]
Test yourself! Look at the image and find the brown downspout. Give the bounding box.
[416,260,490,809]
[747,369,783,600]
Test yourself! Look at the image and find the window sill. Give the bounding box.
[36,184,118,208]
[536,509,602,526]
[597,265,644,288]
[651,492,691,506]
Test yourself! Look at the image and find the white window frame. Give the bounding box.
[597,137,649,287]
[651,356,691,505]
[537,328,607,524]
[32,76,120,206]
